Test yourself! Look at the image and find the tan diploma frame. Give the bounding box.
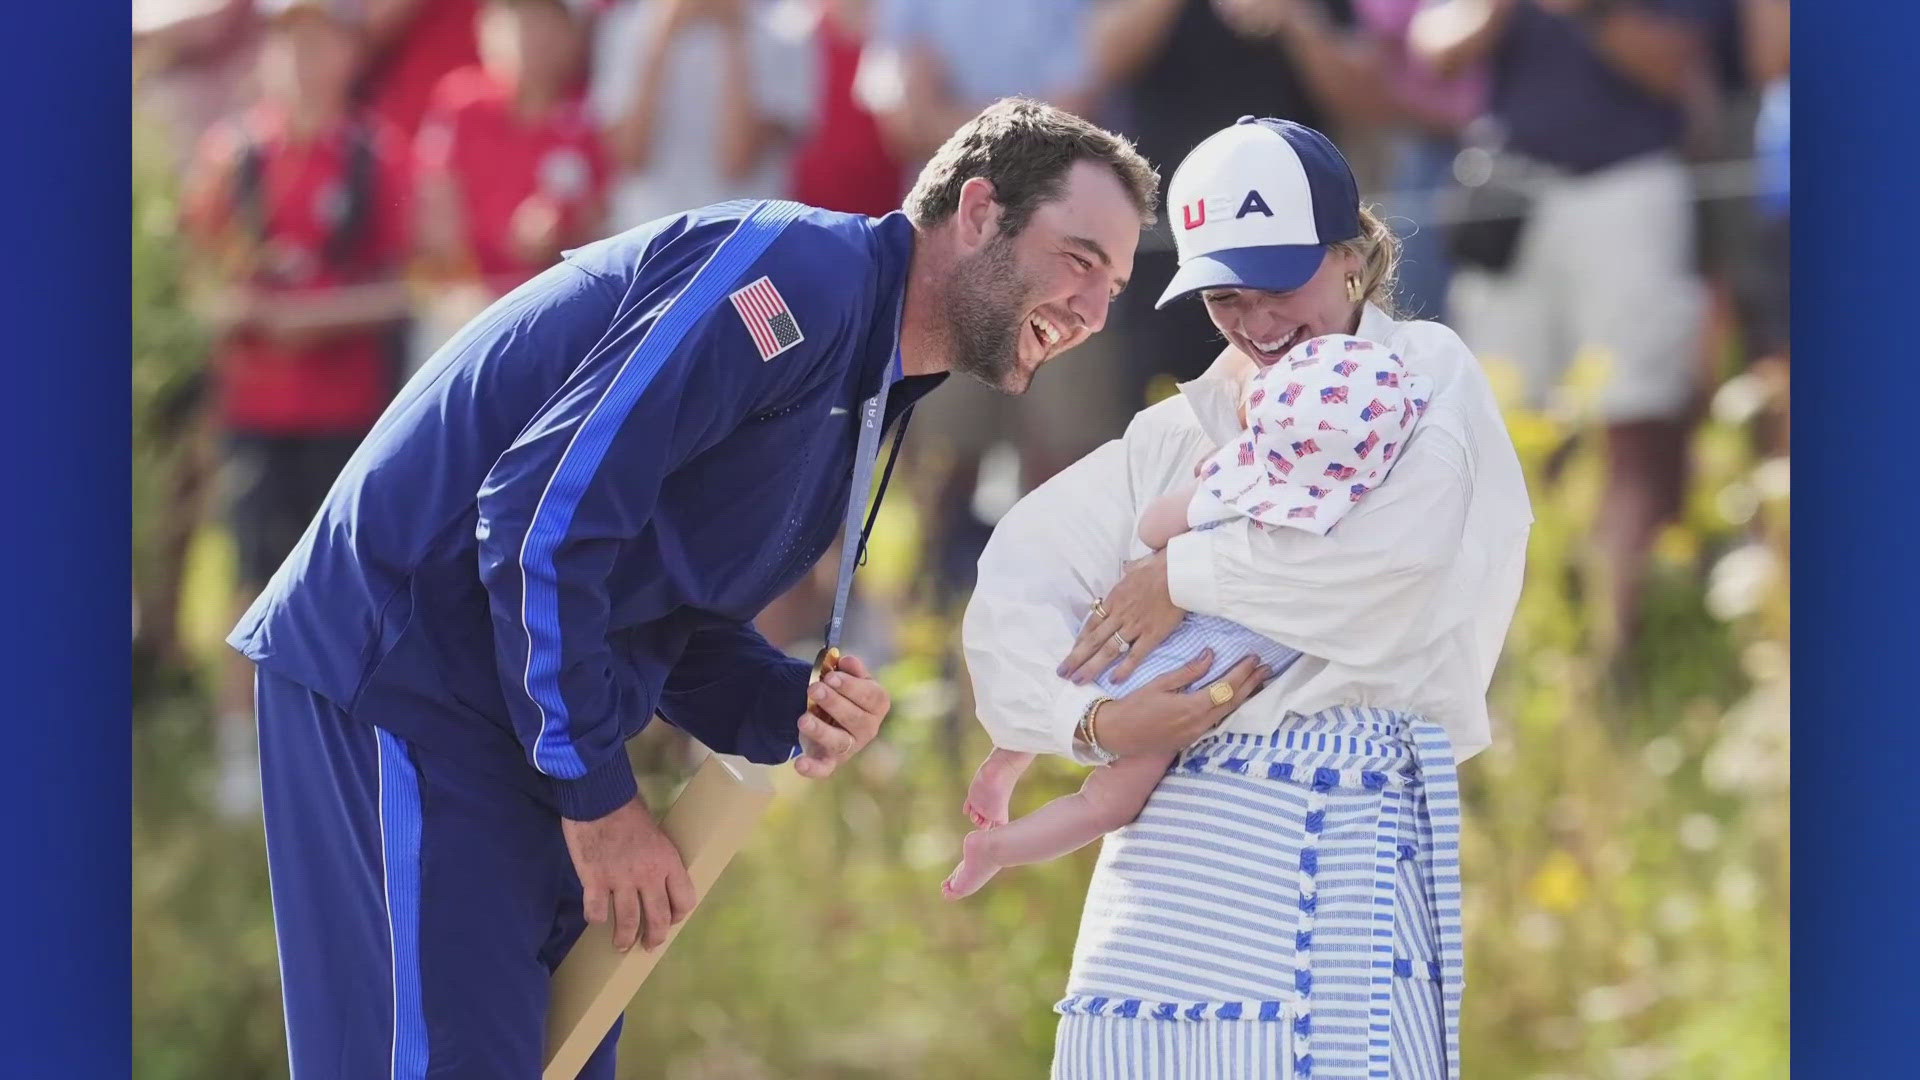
[545,647,845,1077]
[541,751,775,1080]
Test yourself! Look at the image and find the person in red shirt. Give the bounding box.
[181,0,413,816]
[360,0,484,141]
[786,0,901,218]
[414,0,608,302]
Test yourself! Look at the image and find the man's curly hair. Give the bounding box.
[904,98,1160,237]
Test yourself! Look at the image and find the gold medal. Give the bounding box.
[808,645,843,724]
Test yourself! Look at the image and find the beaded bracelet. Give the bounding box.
[1076,696,1118,766]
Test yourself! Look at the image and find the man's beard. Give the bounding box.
[941,235,1034,394]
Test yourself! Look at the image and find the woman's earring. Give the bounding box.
[1346,274,1365,303]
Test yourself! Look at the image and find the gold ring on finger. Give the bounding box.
[1206,681,1234,707]
[1092,598,1111,620]
[1110,632,1131,654]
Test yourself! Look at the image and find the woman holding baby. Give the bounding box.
[955,117,1532,1078]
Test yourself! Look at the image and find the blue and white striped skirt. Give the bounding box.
[1052,707,1463,1080]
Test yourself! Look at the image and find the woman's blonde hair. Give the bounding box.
[1328,204,1402,317]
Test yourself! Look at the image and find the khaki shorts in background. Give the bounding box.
[1448,152,1706,424]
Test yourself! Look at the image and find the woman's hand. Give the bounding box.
[1092,651,1272,759]
[1060,549,1186,685]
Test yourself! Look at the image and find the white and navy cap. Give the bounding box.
[1156,117,1361,309]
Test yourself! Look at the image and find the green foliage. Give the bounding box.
[134,687,287,1080]
[132,125,209,559]
[133,121,218,696]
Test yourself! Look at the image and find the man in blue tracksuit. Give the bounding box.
[232,99,1158,1077]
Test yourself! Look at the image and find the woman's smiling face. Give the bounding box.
[1199,247,1364,368]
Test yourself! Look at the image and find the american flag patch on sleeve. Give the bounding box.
[729,275,805,361]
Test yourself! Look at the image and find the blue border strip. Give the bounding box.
[378,729,429,1079]
[2,4,127,1071]
[1794,5,1919,1076]
[519,199,804,778]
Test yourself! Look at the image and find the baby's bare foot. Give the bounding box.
[964,760,1019,829]
[942,829,1002,900]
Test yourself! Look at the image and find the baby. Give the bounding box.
[945,334,1429,899]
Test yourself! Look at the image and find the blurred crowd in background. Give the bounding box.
[131,2,1791,1076]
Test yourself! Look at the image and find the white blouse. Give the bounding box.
[960,305,1532,764]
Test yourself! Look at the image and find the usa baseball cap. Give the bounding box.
[1156,117,1361,309]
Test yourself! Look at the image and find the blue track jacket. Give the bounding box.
[230,200,945,819]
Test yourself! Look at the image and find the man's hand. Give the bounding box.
[1060,548,1186,685]
[561,794,698,953]
[795,653,889,779]
[1093,651,1273,758]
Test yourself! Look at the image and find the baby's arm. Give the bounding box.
[1138,479,1201,550]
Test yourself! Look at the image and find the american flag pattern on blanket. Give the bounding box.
[1192,335,1431,537]
[729,275,805,361]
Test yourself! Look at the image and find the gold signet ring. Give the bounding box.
[1206,681,1234,707]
